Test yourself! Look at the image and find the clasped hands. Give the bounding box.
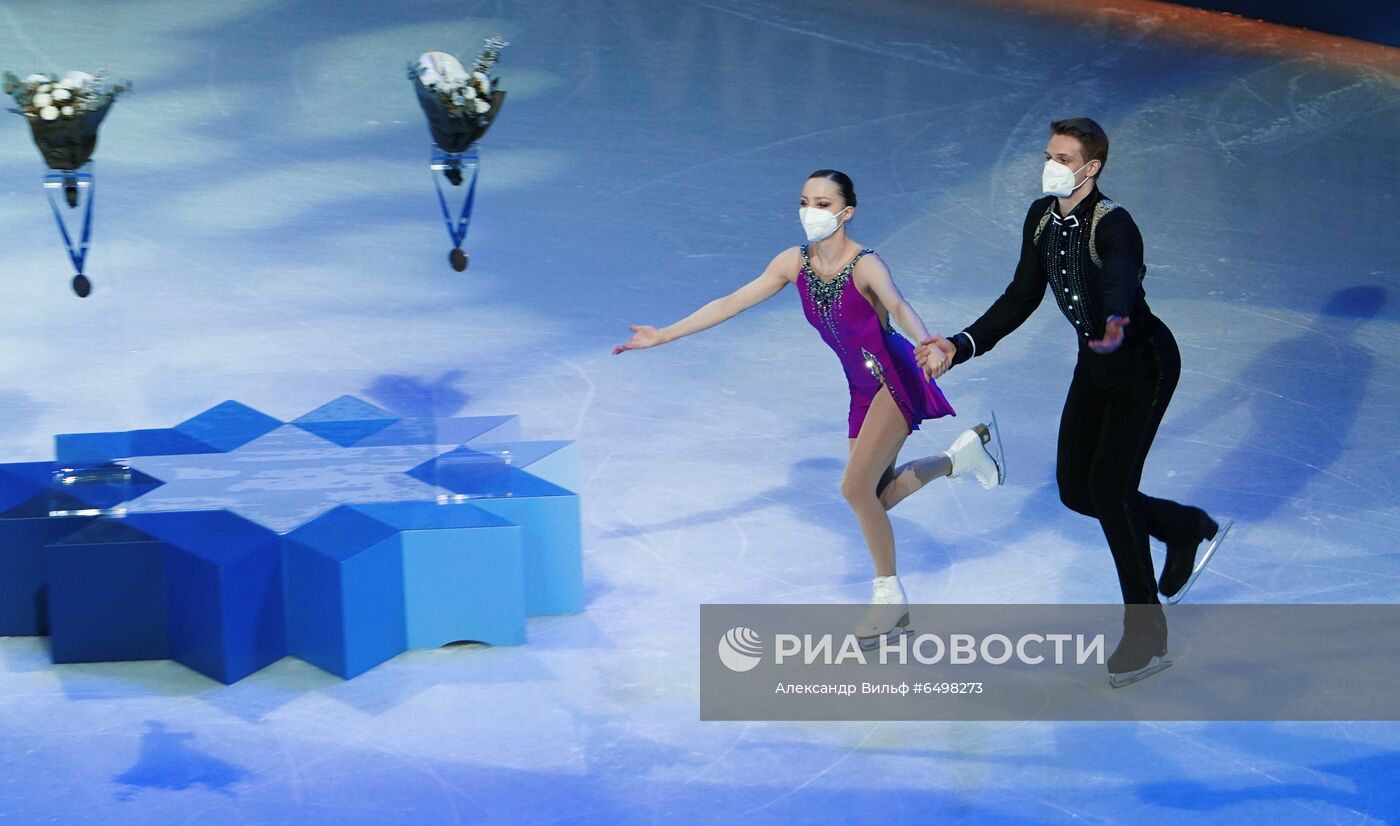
[915,314,1130,379]
[915,335,957,380]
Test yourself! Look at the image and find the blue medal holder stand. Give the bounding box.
[42,165,96,297]
[430,146,479,272]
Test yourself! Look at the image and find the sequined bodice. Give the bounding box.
[796,244,954,433]
[800,245,876,305]
[803,255,861,312]
[799,246,875,318]
[798,246,891,385]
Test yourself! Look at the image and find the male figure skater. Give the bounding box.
[918,118,1230,686]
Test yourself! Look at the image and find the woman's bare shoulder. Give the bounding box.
[767,246,805,282]
[852,248,892,280]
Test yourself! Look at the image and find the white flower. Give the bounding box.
[37,84,51,93]
[61,105,74,116]
[39,105,59,120]
[51,87,71,101]
[32,92,52,107]
[61,70,95,88]
[473,72,491,93]
[24,73,48,84]
[474,99,490,114]
[462,85,476,99]
[418,51,467,87]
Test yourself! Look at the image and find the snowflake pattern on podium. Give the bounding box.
[0,396,581,683]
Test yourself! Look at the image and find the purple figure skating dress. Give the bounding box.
[798,246,956,438]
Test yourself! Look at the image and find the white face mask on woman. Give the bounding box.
[1041,159,1092,197]
[799,206,850,242]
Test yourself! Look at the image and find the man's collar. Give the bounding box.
[1050,186,1105,226]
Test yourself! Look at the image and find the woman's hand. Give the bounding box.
[915,335,956,379]
[612,325,668,355]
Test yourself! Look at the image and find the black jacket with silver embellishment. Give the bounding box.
[951,188,1154,365]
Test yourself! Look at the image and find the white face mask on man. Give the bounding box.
[798,206,850,242]
[1041,159,1092,198]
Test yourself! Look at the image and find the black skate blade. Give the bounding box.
[1165,520,1233,605]
[1109,656,1172,688]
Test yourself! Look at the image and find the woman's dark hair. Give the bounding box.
[807,169,857,207]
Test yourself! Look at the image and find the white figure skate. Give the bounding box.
[855,575,911,651]
[944,411,1005,489]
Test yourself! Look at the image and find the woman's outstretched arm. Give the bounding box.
[612,247,799,354]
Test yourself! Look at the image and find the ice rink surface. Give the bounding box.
[1,0,1398,821]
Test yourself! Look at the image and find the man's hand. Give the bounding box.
[1088,316,1130,354]
[915,335,957,379]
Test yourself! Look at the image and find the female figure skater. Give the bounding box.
[613,170,1003,648]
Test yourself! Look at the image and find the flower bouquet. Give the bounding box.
[409,36,508,155]
[4,70,129,171]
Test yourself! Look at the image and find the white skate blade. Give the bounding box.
[1165,519,1233,605]
[959,415,1005,491]
[858,626,912,651]
[857,614,911,651]
[984,410,1006,486]
[1109,656,1172,688]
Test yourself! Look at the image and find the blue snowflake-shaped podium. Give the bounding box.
[0,396,581,682]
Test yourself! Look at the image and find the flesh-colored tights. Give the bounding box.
[842,385,951,578]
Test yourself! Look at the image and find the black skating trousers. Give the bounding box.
[1055,314,1201,604]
